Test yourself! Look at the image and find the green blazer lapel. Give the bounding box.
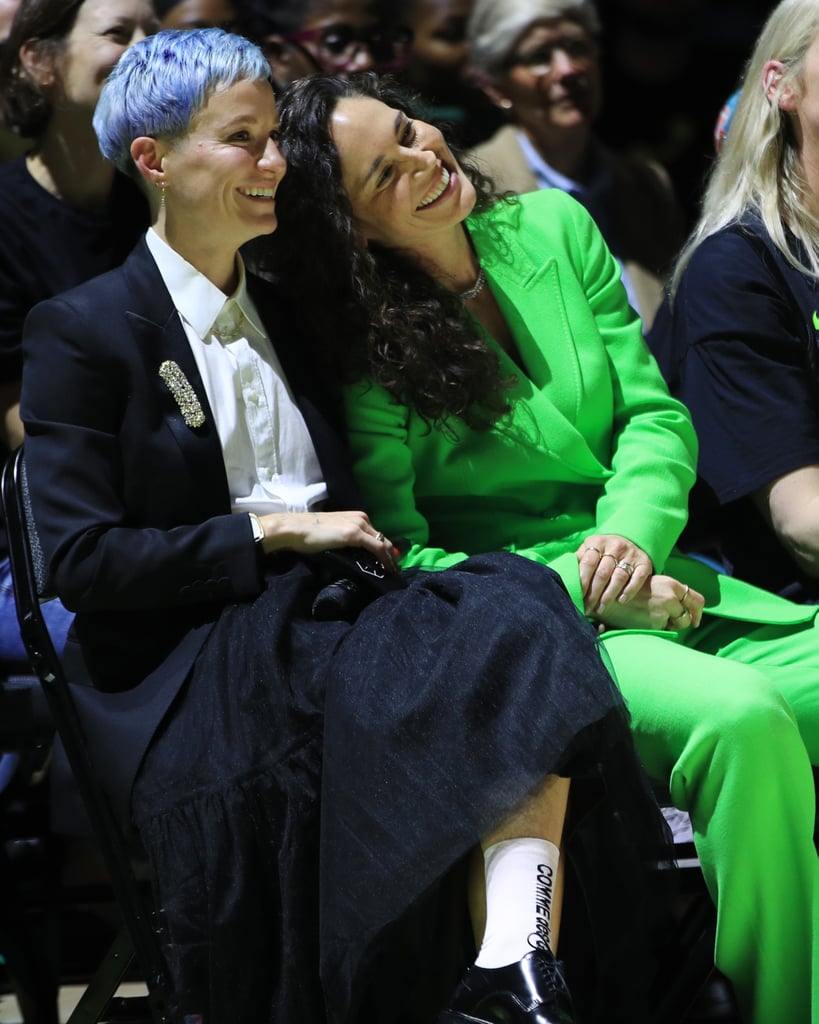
[477,231,610,483]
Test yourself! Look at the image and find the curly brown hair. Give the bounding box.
[258,72,516,431]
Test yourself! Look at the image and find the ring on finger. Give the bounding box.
[680,584,690,608]
[669,608,691,627]
[376,531,385,542]
[615,560,635,577]
[599,552,618,566]
[587,545,601,556]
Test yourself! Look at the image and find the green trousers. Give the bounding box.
[604,614,819,1024]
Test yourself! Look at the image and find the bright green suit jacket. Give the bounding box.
[345,190,811,628]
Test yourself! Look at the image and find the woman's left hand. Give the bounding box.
[592,574,705,633]
[576,534,654,616]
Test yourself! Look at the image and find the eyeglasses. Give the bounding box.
[284,23,413,73]
[506,35,598,77]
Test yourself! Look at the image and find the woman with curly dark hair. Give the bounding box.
[271,72,819,1024]
[262,73,511,432]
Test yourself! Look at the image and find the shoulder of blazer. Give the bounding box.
[29,236,175,334]
[469,188,591,274]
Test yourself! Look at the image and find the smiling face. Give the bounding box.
[490,16,601,151]
[55,0,159,113]
[330,94,476,253]
[156,77,286,275]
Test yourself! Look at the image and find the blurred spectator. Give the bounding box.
[154,0,236,30]
[594,0,773,229]
[234,0,412,92]
[0,0,26,162]
[392,0,501,145]
[0,0,155,665]
[467,0,685,328]
[648,0,819,602]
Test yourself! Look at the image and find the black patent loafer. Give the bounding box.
[437,949,576,1023]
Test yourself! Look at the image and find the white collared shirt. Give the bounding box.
[146,229,328,516]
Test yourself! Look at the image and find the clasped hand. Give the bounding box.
[577,534,704,633]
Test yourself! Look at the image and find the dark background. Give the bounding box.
[595,0,776,228]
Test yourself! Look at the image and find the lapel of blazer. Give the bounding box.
[470,211,611,482]
[120,239,230,507]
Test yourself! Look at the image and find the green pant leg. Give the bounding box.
[602,630,816,1024]
[688,613,819,1022]
[688,614,819,762]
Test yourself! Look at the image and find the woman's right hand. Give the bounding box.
[259,509,399,571]
[593,574,704,633]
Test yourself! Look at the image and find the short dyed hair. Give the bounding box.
[94,27,271,175]
[468,0,600,77]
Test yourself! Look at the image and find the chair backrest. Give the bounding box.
[1,445,173,1023]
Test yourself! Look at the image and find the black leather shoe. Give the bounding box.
[437,949,576,1023]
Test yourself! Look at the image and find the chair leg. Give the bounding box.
[0,842,60,1024]
[66,925,136,1024]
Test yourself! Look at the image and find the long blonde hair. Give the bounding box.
[670,0,819,297]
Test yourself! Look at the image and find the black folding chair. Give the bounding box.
[1,445,173,1024]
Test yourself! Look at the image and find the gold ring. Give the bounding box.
[680,584,690,608]
[589,546,601,555]
[615,561,635,576]
[376,532,385,542]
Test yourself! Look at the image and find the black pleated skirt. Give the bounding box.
[130,551,669,1024]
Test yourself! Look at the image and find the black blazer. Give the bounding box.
[20,238,361,812]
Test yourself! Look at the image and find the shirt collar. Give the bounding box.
[515,132,614,234]
[145,228,265,340]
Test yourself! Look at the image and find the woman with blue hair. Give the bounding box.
[19,25,669,1024]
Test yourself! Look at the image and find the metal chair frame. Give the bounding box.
[1,445,172,1024]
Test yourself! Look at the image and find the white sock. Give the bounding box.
[475,837,560,969]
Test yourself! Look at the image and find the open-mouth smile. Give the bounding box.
[416,167,451,210]
[239,187,277,199]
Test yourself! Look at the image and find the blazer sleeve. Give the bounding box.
[344,380,588,605]
[557,194,698,569]
[20,293,262,613]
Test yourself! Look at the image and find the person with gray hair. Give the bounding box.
[466,0,683,329]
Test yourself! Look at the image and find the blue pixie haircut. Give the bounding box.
[94,28,272,175]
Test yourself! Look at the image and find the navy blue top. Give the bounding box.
[647,215,819,597]
[0,156,148,384]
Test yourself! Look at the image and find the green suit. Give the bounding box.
[345,190,819,1024]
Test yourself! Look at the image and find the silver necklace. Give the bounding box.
[459,266,486,302]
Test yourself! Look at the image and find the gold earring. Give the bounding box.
[155,179,167,209]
